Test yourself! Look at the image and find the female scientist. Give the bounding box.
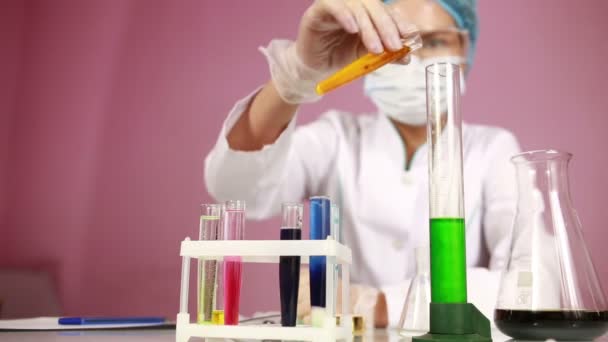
[205,0,520,328]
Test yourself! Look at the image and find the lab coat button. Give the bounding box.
[392,240,404,250]
[402,173,413,185]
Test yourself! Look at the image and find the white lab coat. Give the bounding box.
[205,90,521,327]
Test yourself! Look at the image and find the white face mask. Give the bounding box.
[363,55,467,126]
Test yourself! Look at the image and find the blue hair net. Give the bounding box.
[435,0,478,65]
[384,0,479,65]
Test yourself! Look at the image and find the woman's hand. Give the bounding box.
[228,0,419,150]
[296,0,418,72]
[297,267,388,328]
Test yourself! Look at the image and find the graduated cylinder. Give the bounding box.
[426,63,467,304]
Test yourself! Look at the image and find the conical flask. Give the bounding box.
[494,150,608,340]
[399,246,431,336]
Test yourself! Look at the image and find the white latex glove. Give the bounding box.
[297,267,312,320]
[260,0,419,104]
[297,267,379,329]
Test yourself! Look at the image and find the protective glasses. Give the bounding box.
[417,28,469,58]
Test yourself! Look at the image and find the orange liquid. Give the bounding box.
[316,46,411,95]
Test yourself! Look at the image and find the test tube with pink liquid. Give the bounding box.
[222,200,246,325]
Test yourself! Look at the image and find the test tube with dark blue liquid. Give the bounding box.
[279,203,302,327]
[309,196,331,308]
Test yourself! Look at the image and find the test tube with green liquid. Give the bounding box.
[426,62,467,304]
[197,204,223,324]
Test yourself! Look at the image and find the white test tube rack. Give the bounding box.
[176,237,354,342]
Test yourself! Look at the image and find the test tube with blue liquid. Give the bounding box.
[309,196,331,309]
[279,203,303,327]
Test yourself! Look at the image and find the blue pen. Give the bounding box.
[58,317,165,325]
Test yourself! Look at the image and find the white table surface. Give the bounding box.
[1,328,606,341]
[0,327,512,342]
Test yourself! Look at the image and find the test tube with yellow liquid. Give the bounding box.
[316,35,422,95]
[197,204,224,324]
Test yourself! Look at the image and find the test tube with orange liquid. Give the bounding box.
[316,34,422,95]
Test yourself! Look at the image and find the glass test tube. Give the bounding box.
[426,62,467,303]
[223,200,246,325]
[330,203,341,243]
[309,196,331,308]
[197,204,223,324]
[330,203,341,315]
[279,203,303,327]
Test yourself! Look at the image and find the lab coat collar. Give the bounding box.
[356,113,429,240]
[357,113,427,195]
[367,114,470,173]
[376,114,428,172]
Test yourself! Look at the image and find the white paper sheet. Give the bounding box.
[0,317,173,331]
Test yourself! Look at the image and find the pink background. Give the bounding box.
[1,0,607,318]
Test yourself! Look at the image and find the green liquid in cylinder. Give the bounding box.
[430,218,467,303]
